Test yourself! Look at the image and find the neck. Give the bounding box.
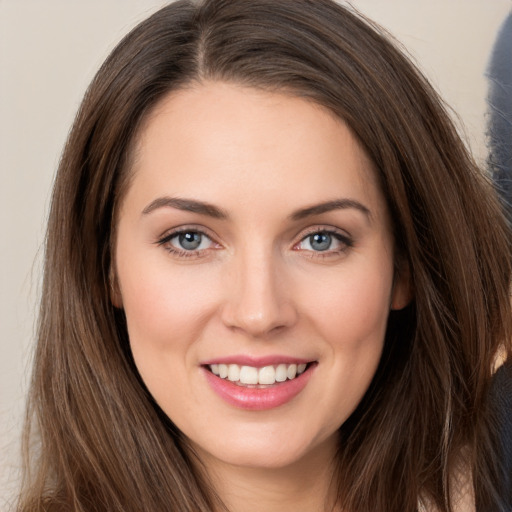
[195,436,340,512]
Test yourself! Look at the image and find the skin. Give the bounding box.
[113,81,409,511]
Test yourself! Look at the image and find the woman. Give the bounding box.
[18,0,512,511]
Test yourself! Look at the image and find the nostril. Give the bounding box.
[221,300,298,337]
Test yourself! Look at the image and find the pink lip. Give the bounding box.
[202,363,316,411]
[201,355,312,367]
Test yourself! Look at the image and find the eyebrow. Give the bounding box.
[142,197,229,219]
[290,199,371,221]
[141,196,371,221]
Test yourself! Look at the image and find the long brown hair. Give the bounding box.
[19,1,512,511]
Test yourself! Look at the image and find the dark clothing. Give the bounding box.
[487,361,512,511]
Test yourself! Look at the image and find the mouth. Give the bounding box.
[206,362,311,386]
[202,360,317,410]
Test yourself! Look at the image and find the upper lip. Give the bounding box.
[200,355,315,367]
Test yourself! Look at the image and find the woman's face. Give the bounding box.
[113,82,409,471]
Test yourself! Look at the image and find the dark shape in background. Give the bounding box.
[484,13,512,511]
[486,11,512,221]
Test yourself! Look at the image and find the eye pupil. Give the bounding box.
[310,232,331,251]
[179,232,202,250]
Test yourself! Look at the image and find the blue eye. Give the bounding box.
[169,231,214,252]
[175,232,203,250]
[297,230,352,254]
[157,229,215,255]
[309,232,332,251]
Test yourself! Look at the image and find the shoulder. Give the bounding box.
[419,361,512,512]
[488,359,512,474]
[486,359,512,509]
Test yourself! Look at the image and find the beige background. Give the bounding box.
[1,0,510,506]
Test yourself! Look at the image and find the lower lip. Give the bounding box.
[202,365,315,411]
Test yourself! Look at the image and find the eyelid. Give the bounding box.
[155,224,222,258]
[293,225,354,253]
[155,224,218,244]
[154,224,353,259]
[295,225,353,243]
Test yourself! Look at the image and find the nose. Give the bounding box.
[220,248,298,337]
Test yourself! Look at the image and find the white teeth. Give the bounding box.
[239,366,259,384]
[275,364,288,382]
[218,364,228,379]
[227,364,240,382]
[287,364,297,380]
[258,366,276,385]
[209,362,309,385]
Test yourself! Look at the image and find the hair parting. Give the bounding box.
[18,1,511,511]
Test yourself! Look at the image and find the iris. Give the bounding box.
[309,232,332,251]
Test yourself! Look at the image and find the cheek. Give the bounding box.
[117,252,222,376]
[302,258,393,347]
[298,256,393,426]
[117,259,226,420]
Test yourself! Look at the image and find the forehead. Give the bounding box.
[124,81,386,220]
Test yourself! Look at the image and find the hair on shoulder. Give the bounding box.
[18,1,512,511]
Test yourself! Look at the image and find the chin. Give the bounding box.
[187,420,338,471]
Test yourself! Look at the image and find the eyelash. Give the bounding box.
[294,227,354,259]
[156,227,217,259]
[156,226,354,260]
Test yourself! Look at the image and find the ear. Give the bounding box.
[109,267,123,309]
[390,262,413,311]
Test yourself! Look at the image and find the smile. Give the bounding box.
[202,360,316,410]
[208,363,308,386]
